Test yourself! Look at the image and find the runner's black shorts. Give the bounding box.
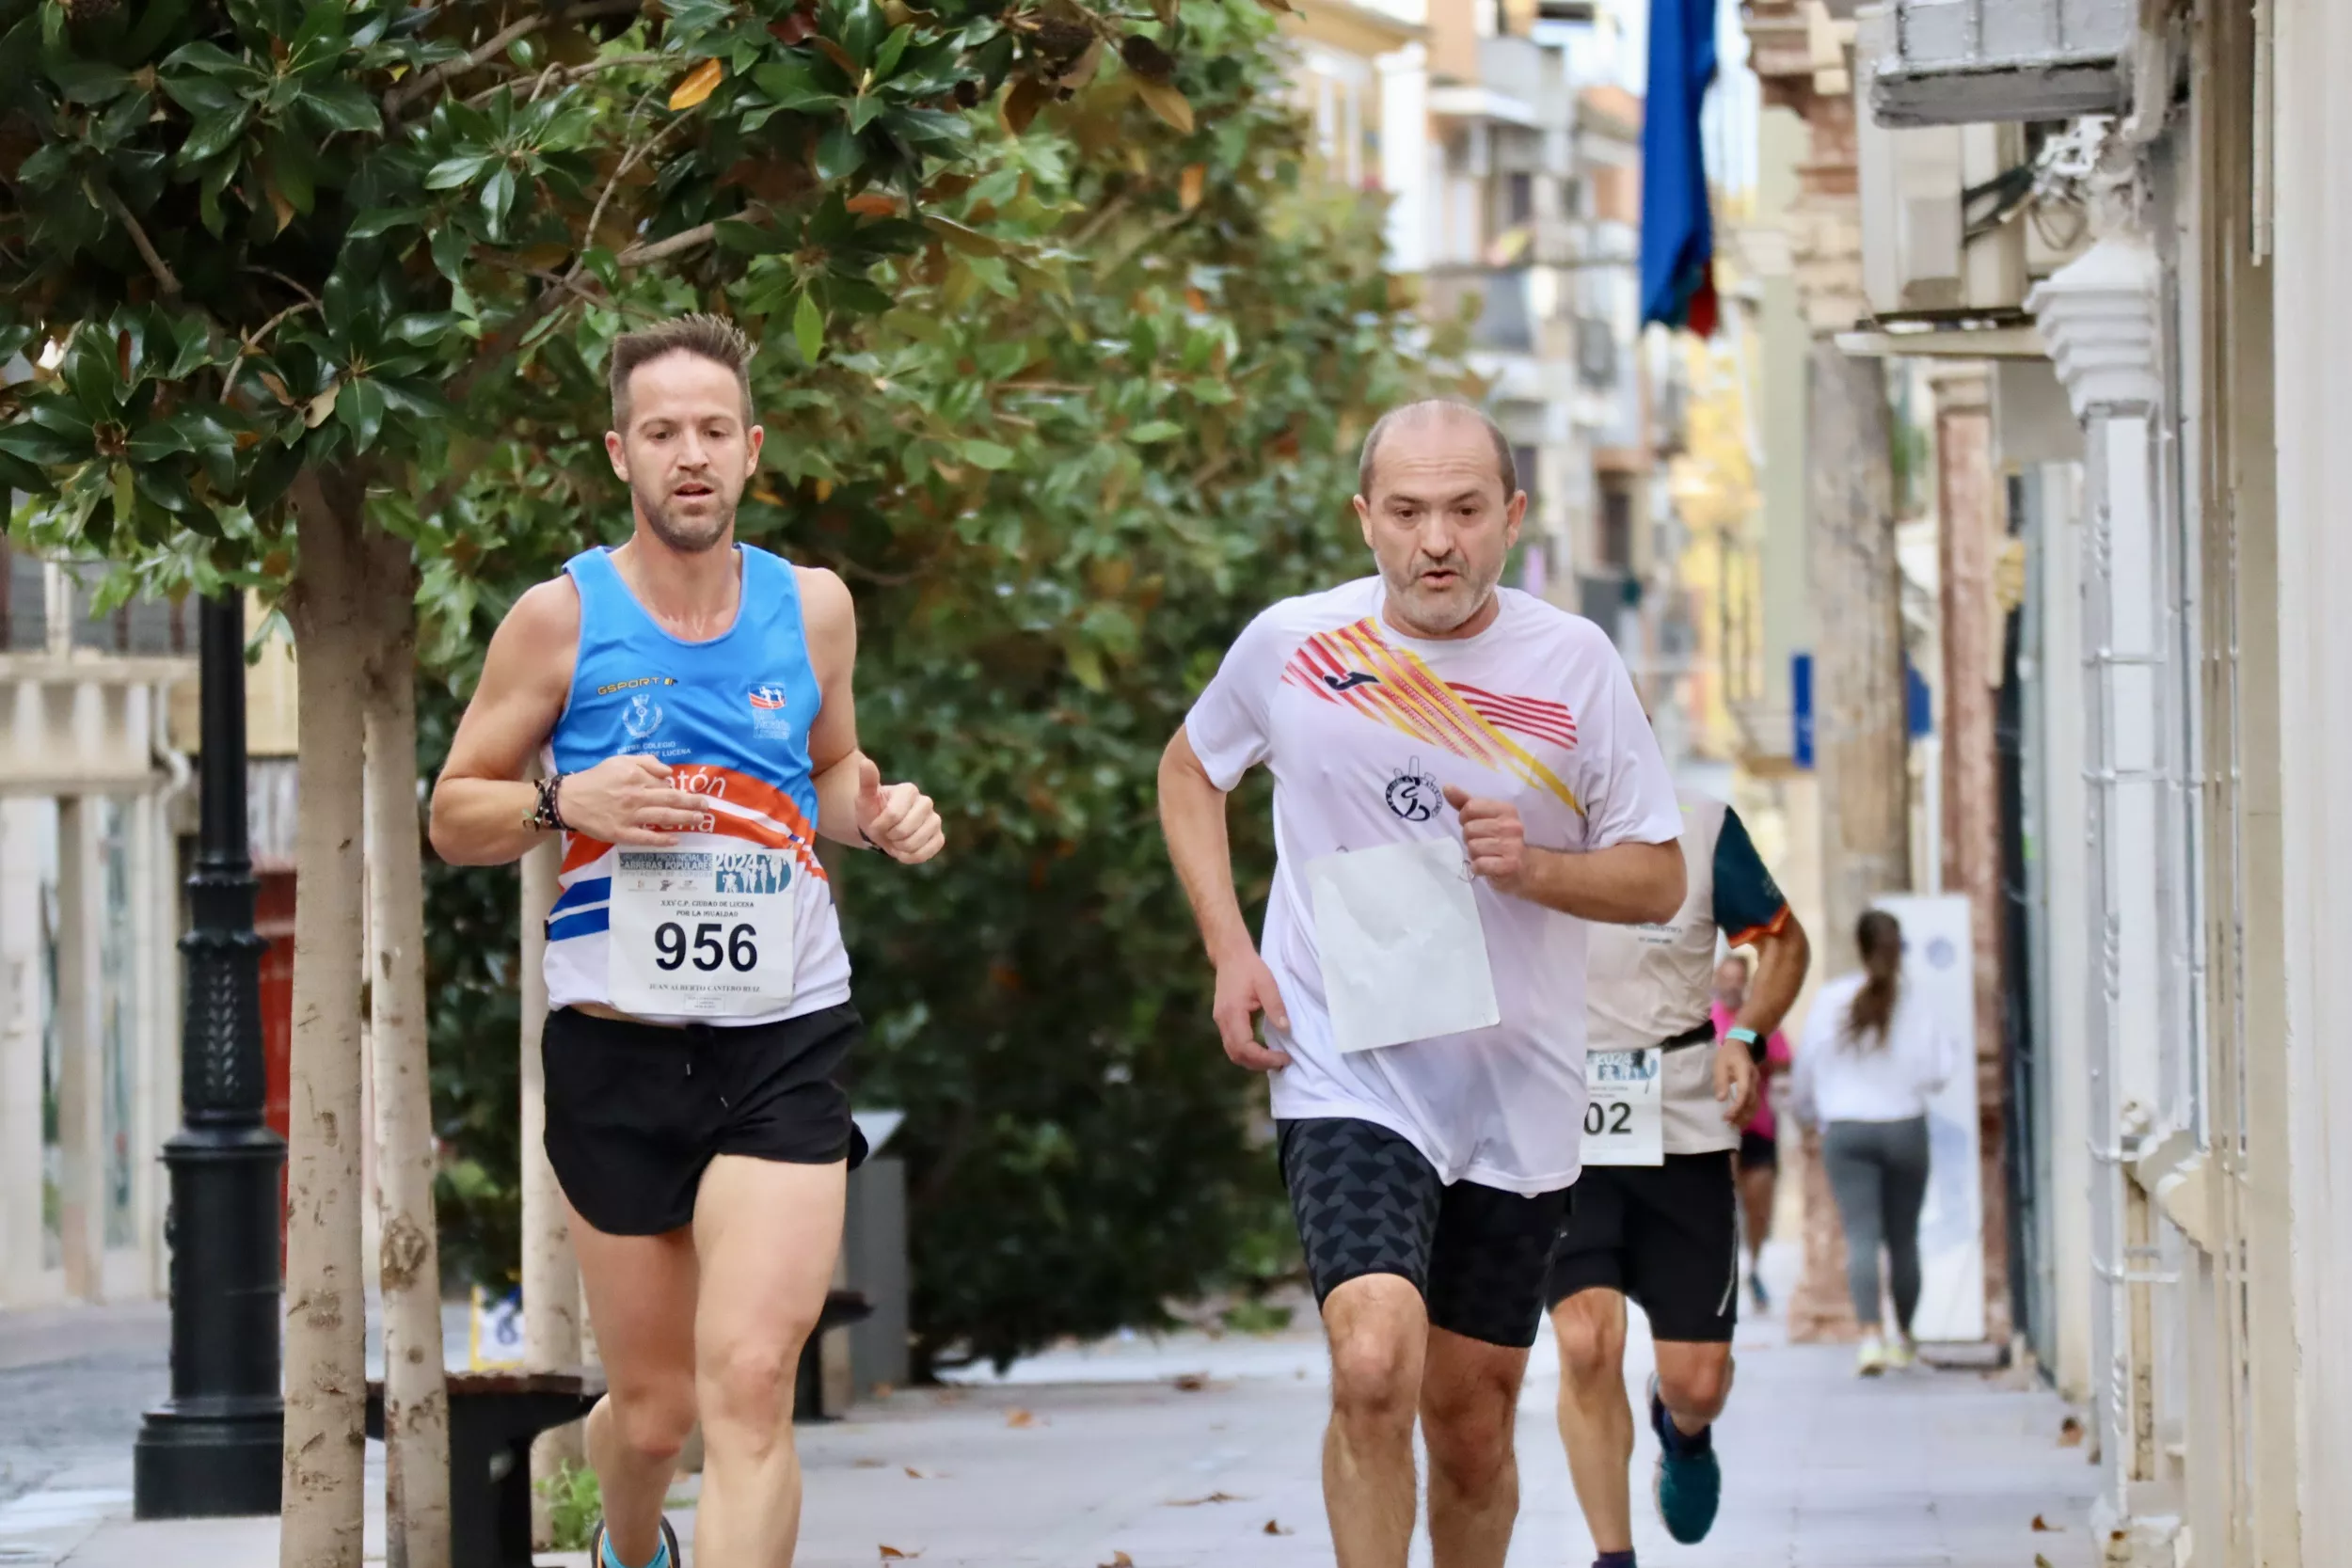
[1738,1128,1778,1170]
[543,1002,867,1237]
[1546,1152,1740,1343]
[1279,1117,1572,1349]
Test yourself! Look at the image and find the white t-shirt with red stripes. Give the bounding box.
[1184,578,1682,1196]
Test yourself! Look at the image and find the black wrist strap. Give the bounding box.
[531,773,570,833]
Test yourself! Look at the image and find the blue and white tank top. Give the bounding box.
[542,545,852,1024]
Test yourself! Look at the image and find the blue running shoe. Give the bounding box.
[1649,1374,1722,1544]
[590,1516,681,1568]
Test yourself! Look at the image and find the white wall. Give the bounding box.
[2268,0,2352,1543]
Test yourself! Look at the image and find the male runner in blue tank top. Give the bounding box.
[430,314,943,1568]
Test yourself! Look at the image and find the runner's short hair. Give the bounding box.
[1357,400,1518,500]
[609,312,755,432]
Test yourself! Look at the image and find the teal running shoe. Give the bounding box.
[1649,1374,1722,1544]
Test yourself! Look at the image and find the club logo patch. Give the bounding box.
[623,692,663,740]
[1385,759,1442,823]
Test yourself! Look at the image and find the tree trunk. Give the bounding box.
[518,839,584,1545]
[365,574,452,1568]
[1789,340,1909,1344]
[280,467,374,1568]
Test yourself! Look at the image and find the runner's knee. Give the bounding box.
[1422,1361,1519,1485]
[1551,1297,1625,1384]
[607,1380,696,1464]
[1327,1322,1419,1430]
[698,1333,803,1443]
[1658,1351,1734,1421]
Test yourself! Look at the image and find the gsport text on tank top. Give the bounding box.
[539,545,852,1025]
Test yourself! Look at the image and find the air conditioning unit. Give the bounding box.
[1867,0,2133,127]
[1855,7,2034,318]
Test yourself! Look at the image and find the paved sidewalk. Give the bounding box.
[7,1245,2099,1568]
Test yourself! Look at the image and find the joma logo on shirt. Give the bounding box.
[1323,671,1381,693]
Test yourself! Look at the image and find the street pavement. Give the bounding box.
[1,1243,2098,1566]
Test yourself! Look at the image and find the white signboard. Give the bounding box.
[1872,894,1985,1345]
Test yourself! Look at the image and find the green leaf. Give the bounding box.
[126,418,193,463]
[0,420,88,467]
[302,79,381,135]
[793,291,825,364]
[338,377,387,451]
[872,23,914,80]
[389,312,464,346]
[46,57,135,104]
[347,208,420,240]
[1128,420,1184,444]
[841,0,885,68]
[178,106,252,165]
[286,0,352,77]
[481,164,517,236]
[814,122,863,182]
[112,462,135,527]
[424,153,493,190]
[850,91,884,134]
[752,60,839,111]
[961,438,1015,469]
[430,224,471,283]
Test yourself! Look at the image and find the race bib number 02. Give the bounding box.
[1581,1047,1663,1166]
[607,847,796,1019]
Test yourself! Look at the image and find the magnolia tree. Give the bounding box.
[0,0,1229,1560]
[408,0,1463,1373]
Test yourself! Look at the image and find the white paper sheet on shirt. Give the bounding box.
[1306,836,1502,1053]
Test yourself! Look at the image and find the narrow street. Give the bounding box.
[2,1249,2096,1567]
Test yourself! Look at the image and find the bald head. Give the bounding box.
[1357,400,1518,503]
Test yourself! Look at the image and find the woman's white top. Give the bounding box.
[1790,972,1962,1126]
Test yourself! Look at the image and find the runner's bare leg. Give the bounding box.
[1421,1326,1531,1568]
[1550,1289,1635,1555]
[570,1212,699,1566]
[690,1152,849,1567]
[1322,1275,1427,1568]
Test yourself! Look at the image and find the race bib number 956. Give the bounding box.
[607,847,796,1018]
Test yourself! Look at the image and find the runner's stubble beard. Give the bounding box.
[633,471,737,554]
[1379,546,1504,637]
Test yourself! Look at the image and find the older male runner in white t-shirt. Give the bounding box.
[1158,400,1685,1568]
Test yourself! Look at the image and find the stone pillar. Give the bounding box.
[1376,43,1430,276]
[54,794,104,1300]
[1927,361,2010,1344]
[2028,166,2182,1560]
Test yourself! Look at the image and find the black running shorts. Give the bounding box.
[542,1002,867,1237]
[1738,1128,1778,1170]
[1546,1152,1740,1343]
[1279,1117,1572,1349]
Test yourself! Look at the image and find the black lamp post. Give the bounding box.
[134,591,285,1518]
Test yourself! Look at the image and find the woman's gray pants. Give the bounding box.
[1820,1116,1931,1332]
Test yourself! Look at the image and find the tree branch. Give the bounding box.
[615,222,716,268]
[564,112,687,281]
[385,0,647,120]
[468,51,664,108]
[99,187,180,298]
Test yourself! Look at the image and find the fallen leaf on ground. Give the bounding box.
[2058,1416,2086,1448]
[1169,1491,1243,1507]
[872,1383,896,1399]
[1006,1408,1040,1428]
[879,1548,920,1561]
[2033,1514,2063,1531]
[1264,1520,1294,1536]
[853,1458,888,1469]
[2037,1556,2058,1568]
[1173,1372,1208,1391]
[905,1467,926,1480]
[1099,1554,1134,1568]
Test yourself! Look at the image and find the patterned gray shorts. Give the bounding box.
[1279,1117,1572,1349]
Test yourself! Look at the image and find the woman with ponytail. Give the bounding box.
[1790,909,1961,1374]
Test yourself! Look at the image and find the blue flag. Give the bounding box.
[1641,0,1719,335]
